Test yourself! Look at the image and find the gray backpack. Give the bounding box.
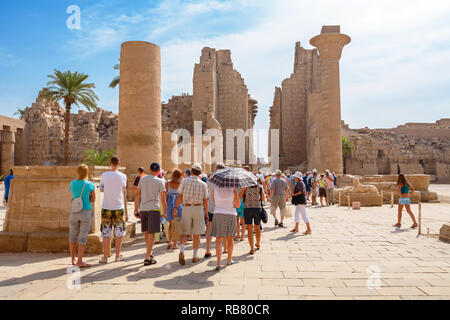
[71,182,87,213]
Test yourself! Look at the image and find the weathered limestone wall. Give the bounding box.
[162,94,193,134]
[118,41,162,175]
[193,47,220,133]
[268,87,281,160]
[342,119,450,182]
[0,166,135,253]
[22,90,117,165]
[279,43,320,168]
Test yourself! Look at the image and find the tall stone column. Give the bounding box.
[310,26,350,174]
[118,41,162,174]
[1,126,15,176]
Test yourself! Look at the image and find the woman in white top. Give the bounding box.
[211,187,241,270]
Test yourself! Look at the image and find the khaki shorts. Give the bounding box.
[181,206,206,236]
[270,195,286,217]
[312,187,319,197]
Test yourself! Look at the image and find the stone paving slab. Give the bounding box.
[0,199,449,300]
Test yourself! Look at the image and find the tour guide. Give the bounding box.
[172,163,209,265]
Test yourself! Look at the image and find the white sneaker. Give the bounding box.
[115,255,124,262]
[99,256,108,264]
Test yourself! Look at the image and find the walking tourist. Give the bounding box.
[393,173,418,229]
[325,170,335,205]
[99,157,127,264]
[290,172,311,235]
[173,163,209,265]
[134,162,167,266]
[211,186,241,270]
[309,170,319,205]
[235,195,245,241]
[205,163,226,258]
[239,178,265,254]
[318,174,328,206]
[303,172,311,201]
[131,167,146,199]
[166,169,183,250]
[269,170,289,228]
[69,165,96,268]
[3,169,14,206]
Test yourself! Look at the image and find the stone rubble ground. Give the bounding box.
[0,186,449,300]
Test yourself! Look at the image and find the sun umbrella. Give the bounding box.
[208,167,258,188]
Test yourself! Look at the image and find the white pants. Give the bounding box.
[294,205,309,224]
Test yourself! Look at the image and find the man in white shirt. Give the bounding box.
[99,157,127,263]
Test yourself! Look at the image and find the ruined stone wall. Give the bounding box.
[275,42,320,169]
[162,94,193,134]
[342,120,450,182]
[193,47,220,133]
[23,90,118,165]
[269,87,281,159]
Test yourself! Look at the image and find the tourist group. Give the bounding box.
[62,157,417,270]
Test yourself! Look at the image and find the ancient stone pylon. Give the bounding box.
[310,26,351,174]
[118,41,162,175]
[1,126,15,176]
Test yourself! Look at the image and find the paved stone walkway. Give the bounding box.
[0,187,449,300]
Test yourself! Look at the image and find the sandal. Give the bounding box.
[144,258,157,266]
[303,230,312,235]
[290,229,298,233]
[77,263,92,269]
[393,223,401,228]
[410,224,418,229]
[227,260,235,266]
[215,265,224,271]
[249,250,255,255]
[256,245,260,251]
[167,244,172,249]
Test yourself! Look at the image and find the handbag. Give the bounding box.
[171,218,183,240]
[284,205,292,218]
[260,202,268,224]
[71,182,86,213]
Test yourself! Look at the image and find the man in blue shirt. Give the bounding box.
[3,170,15,204]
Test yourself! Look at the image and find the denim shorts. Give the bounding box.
[399,197,411,205]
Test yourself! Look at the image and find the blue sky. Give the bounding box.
[1,0,450,158]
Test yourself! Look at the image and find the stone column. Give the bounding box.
[310,26,350,174]
[1,126,15,176]
[118,41,162,174]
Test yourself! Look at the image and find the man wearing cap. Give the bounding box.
[173,163,209,265]
[134,162,167,266]
[269,170,289,228]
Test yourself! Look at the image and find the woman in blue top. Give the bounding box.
[69,164,96,268]
[394,174,418,229]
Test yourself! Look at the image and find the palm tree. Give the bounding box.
[109,61,120,88]
[44,70,99,165]
[342,136,355,174]
[13,108,26,119]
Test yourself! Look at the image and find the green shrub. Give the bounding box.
[82,149,115,166]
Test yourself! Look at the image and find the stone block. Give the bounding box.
[27,232,104,254]
[0,232,28,253]
[439,224,450,243]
